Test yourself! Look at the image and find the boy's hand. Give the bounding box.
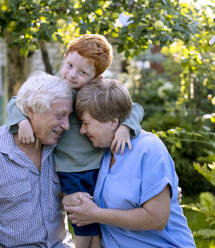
[18,119,35,144]
[111,125,132,155]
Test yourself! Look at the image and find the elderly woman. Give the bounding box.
[0,72,74,247]
[63,79,196,248]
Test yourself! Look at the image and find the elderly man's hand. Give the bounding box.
[62,192,93,207]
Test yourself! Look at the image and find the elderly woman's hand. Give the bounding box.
[62,192,93,207]
[63,194,100,226]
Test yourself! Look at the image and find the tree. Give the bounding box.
[0,0,200,100]
[0,0,75,99]
[74,0,198,57]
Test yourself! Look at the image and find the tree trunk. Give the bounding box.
[39,41,53,74]
[5,32,32,100]
[5,33,53,101]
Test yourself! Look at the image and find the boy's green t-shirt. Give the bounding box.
[6,96,144,172]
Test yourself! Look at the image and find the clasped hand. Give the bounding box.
[62,192,99,226]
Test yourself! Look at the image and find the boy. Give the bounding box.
[6,34,144,248]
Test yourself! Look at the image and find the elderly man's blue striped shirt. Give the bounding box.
[0,125,74,247]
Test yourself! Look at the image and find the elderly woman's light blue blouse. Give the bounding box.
[94,131,196,248]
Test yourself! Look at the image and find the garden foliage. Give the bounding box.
[183,163,215,240]
[121,45,215,195]
[117,1,215,243]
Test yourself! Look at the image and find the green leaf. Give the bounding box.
[193,162,215,186]
[193,229,215,239]
[175,141,182,148]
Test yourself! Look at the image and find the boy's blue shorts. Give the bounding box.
[58,169,99,236]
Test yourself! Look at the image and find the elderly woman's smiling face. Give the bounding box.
[80,111,119,148]
[28,98,73,145]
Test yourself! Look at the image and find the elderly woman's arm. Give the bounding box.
[63,185,170,231]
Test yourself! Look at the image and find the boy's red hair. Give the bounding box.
[66,34,113,77]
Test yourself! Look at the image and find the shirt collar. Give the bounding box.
[0,125,15,155]
[0,125,56,158]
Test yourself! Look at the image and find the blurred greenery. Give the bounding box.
[117,1,215,196]
[121,41,215,196]
[116,1,215,242]
[0,0,200,99]
[183,196,215,248]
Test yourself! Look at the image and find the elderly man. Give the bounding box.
[0,72,74,247]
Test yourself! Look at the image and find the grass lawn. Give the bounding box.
[183,196,215,248]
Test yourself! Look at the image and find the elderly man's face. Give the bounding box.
[29,98,73,145]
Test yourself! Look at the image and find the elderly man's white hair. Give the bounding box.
[16,71,74,115]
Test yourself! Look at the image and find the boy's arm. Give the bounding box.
[6,96,28,133]
[122,102,144,137]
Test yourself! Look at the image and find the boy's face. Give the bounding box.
[61,51,96,90]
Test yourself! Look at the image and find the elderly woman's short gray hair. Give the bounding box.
[16,71,74,115]
[75,78,132,123]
